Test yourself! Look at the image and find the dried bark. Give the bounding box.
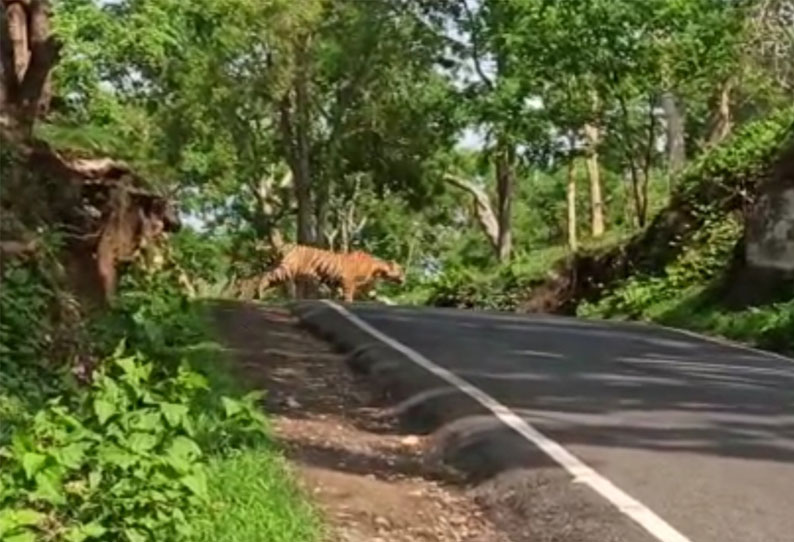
[2,135,182,305]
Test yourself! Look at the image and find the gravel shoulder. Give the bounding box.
[208,301,509,542]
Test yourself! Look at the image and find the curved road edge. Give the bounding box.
[291,300,461,416]
[289,300,695,542]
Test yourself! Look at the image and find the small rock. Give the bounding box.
[285,396,302,409]
[401,435,420,447]
[450,514,467,525]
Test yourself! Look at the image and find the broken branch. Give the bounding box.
[444,173,500,250]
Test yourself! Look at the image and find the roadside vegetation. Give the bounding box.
[1,0,792,539]
[577,109,794,351]
[0,240,319,541]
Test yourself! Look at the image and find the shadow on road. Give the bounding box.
[350,306,794,471]
[208,299,794,478]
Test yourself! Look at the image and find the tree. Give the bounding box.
[306,0,460,248]
[566,148,578,251]
[1,0,59,135]
[51,0,460,299]
[438,0,555,261]
[583,118,605,237]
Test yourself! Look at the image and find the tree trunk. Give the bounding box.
[636,94,658,228]
[583,122,605,238]
[293,40,314,246]
[248,172,290,252]
[339,215,349,253]
[707,79,734,147]
[628,165,647,228]
[494,140,514,262]
[294,51,315,299]
[314,191,328,248]
[661,91,686,175]
[619,93,657,229]
[1,0,59,135]
[567,157,578,252]
[276,37,315,299]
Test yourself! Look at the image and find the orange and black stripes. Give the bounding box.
[259,244,404,302]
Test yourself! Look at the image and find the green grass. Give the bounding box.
[581,278,794,354]
[509,244,568,279]
[656,292,794,354]
[192,449,321,542]
[186,303,323,542]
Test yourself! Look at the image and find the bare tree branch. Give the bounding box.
[459,0,494,90]
[444,173,500,250]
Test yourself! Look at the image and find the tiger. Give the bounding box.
[256,244,405,302]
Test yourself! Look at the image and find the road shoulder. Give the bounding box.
[210,301,507,542]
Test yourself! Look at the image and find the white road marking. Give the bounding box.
[318,300,694,542]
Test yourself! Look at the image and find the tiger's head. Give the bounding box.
[377,260,405,284]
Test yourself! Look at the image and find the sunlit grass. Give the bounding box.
[191,448,321,542]
[657,293,794,354]
[184,303,323,542]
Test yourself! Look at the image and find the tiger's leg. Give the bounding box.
[262,265,320,299]
[221,273,237,297]
[256,276,268,299]
[285,280,297,299]
[297,269,324,299]
[358,281,376,299]
[342,279,356,303]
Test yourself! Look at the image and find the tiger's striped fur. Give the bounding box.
[257,244,404,302]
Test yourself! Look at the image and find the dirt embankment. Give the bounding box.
[519,205,699,314]
[522,133,794,315]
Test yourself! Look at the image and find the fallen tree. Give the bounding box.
[1,0,181,308]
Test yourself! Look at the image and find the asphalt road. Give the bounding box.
[341,304,794,542]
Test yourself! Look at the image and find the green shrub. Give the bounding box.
[3,349,205,541]
[578,209,742,320]
[657,297,794,353]
[576,108,794,353]
[0,250,271,542]
[0,260,62,449]
[676,105,794,205]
